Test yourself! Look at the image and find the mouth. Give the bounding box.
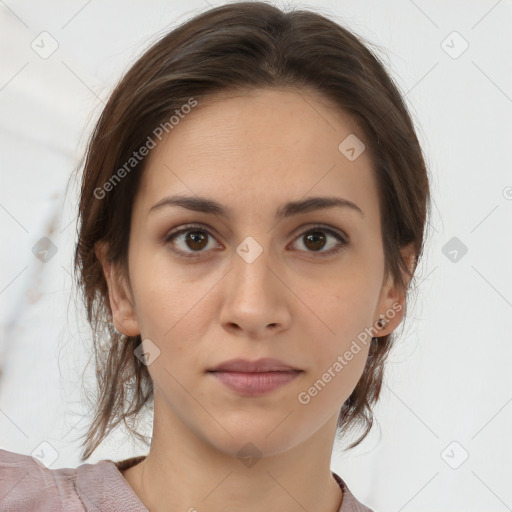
[207,369,302,396]
[206,358,303,396]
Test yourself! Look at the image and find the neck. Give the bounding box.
[122,395,343,512]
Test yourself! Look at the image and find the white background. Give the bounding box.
[1,1,511,511]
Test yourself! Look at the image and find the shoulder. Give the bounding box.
[0,448,84,511]
[332,471,376,512]
[0,448,148,511]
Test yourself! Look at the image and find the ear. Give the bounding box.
[373,243,416,337]
[94,241,140,337]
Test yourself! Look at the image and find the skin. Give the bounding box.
[96,87,415,512]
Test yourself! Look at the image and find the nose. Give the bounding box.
[219,245,291,339]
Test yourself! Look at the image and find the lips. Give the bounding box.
[207,358,303,396]
[207,357,301,373]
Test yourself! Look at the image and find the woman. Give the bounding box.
[0,2,430,511]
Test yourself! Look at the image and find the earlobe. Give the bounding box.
[112,308,140,337]
[94,241,140,337]
[375,285,406,337]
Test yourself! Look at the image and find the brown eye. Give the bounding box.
[292,225,349,257]
[183,230,209,251]
[164,225,220,259]
[303,231,327,251]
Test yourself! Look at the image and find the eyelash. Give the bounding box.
[163,223,349,260]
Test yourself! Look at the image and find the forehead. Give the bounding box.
[134,87,379,224]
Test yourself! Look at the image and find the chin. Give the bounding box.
[197,416,308,460]
[215,435,300,461]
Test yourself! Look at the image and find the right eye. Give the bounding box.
[164,224,221,259]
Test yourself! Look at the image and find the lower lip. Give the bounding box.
[208,370,301,396]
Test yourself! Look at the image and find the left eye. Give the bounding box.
[291,226,348,256]
[164,224,349,259]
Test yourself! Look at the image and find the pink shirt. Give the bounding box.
[0,449,374,511]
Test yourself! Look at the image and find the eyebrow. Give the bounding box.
[148,194,364,219]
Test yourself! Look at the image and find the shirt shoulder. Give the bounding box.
[0,449,147,511]
[0,448,84,511]
[332,472,376,512]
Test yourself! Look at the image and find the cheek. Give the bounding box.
[295,277,376,395]
[301,270,379,340]
[129,247,191,334]
[130,266,213,367]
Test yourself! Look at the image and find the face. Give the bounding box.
[101,87,410,458]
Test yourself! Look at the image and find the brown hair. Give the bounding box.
[72,1,431,462]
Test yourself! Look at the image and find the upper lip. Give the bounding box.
[208,357,301,373]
